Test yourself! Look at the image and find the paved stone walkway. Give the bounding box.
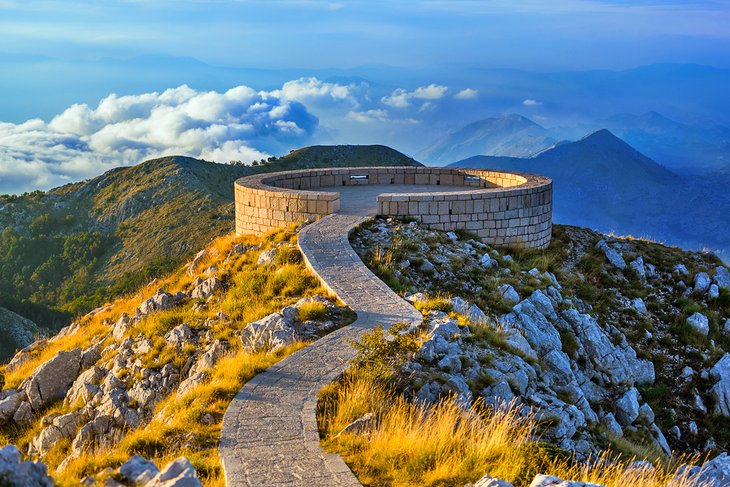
[219,213,423,486]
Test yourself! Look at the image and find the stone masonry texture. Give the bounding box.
[235,166,552,249]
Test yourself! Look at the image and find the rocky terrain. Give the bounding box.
[0,145,419,361]
[0,307,42,362]
[349,218,730,482]
[0,225,352,485]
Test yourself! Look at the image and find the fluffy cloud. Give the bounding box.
[346,109,418,125]
[522,98,543,106]
[455,88,478,100]
[381,84,448,108]
[0,82,327,194]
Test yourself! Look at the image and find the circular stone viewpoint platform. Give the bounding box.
[234,166,552,248]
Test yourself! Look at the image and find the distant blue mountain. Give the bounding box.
[450,130,730,258]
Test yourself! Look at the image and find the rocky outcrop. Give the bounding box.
[240,297,338,352]
[709,354,730,417]
[678,452,730,486]
[0,444,54,487]
[191,277,222,300]
[21,348,83,411]
[0,306,42,363]
[595,240,625,269]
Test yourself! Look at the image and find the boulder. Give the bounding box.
[191,277,222,300]
[694,272,712,293]
[240,309,298,353]
[595,240,625,269]
[113,314,132,340]
[0,444,54,487]
[12,401,34,427]
[21,348,83,411]
[120,454,160,485]
[405,292,427,304]
[472,474,514,487]
[715,266,730,291]
[631,298,648,315]
[529,474,604,486]
[138,289,176,316]
[32,410,86,457]
[709,354,730,417]
[724,318,730,335]
[333,413,375,439]
[0,391,23,426]
[678,452,730,487]
[499,284,520,304]
[257,248,277,266]
[709,284,720,299]
[615,387,640,426]
[480,254,498,268]
[629,256,646,279]
[687,312,710,336]
[673,263,689,276]
[146,457,202,487]
[185,249,207,276]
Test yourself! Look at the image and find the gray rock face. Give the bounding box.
[138,289,176,316]
[595,240,625,269]
[120,454,160,485]
[709,284,720,299]
[21,348,83,411]
[449,297,488,324]
[146,457,202,487]
[113,313,132,340]
[191,277,222,300]
[694,272,712,293]
[186,249,208,276]
[629,256,646,280]
[616,388,641,426]
[631,297,648,315]
[529,474,605,487]
[240,308,298,353]
[715,266,730,291]
[709,354,730,417]
[334,413,375,439]
[687,312,710,336]
[679,452,730,487]
[257,248,277,266]
[674,263,689,276]
[0,444,54,487]
[472,474,514,487]
[0,306,41,363]
[0,391,24,426]
[499,284,520,304]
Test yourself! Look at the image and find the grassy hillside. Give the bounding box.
[0,225,354,486]
[0,145,420,354]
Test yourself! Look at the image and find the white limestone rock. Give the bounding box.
[471,474,514,487]
[715,266,730,291]
[615,387,640,426]
[709,284,720,299]
[145,457,202,487]
[21,348,83,411]
[673,263,689,276]
[629,256,646,279]
[120,455,160,485]
[138,289,176,316]
[191,277,222,300]
[499,284,520,304]
[631,297,648,315]
[678,452,730,487]
[595,240,625,269]
[0,391,23,426]
[529,474,605,486]
[687,312,710,336]
[694,272,712,293]
[0,444,54,487]
[709,354,730,417]
[257,248,277,266]
[185,249,207,276]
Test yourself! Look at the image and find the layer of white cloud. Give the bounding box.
[0,80,353,193]
[381,84,448,108]
[522,98,543,106]
[455,88,478,100]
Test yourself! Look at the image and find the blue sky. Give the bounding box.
[2,0,729,70]
[1,0,729,193]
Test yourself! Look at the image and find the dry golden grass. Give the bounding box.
[1,224,330,486]
[320,372,705,487]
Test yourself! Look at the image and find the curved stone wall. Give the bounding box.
[235,166,552,248]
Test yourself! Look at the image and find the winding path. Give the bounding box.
[219,213,423,486]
